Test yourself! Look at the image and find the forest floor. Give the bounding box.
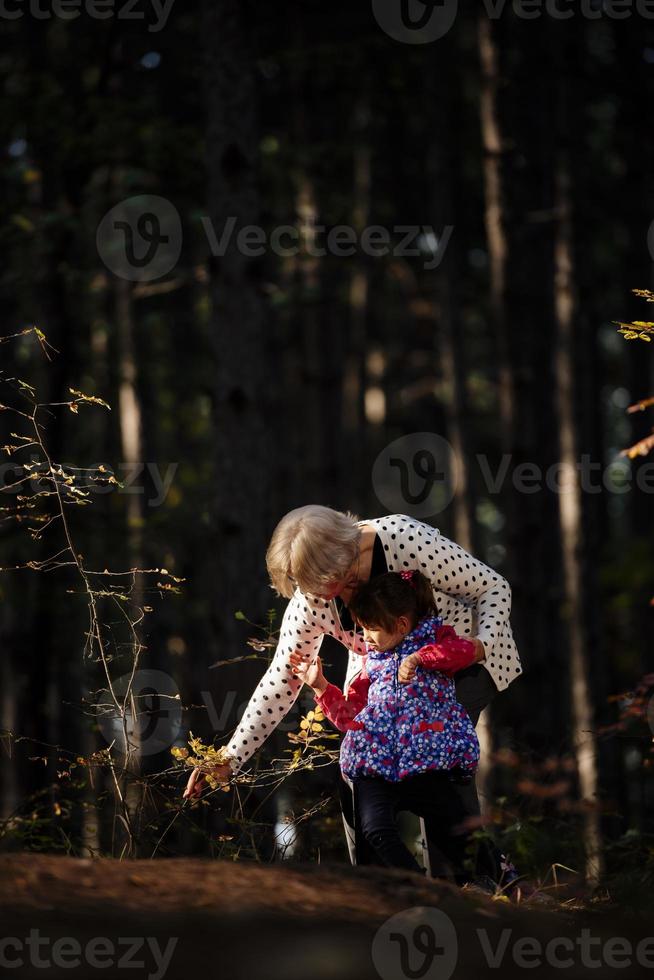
[0,854,652,980]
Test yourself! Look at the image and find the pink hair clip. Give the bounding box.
[399,570,416,587]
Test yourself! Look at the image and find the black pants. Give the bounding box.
[346,663,500,877]
[356,770,471,881]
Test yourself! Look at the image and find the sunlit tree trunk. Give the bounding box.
[114,271,147,854]
[475,17,521,807]
[553,158,603,883]
[295,174,323,497]
[344,92,373,507]
[426,49,475,556]
[115,277,144,565]
[478,13,514,455]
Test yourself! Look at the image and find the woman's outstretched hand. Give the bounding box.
[182,762,232,801]
[289,651,327,695]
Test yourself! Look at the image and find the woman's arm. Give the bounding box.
[412,522,512,660]
[223,591,325,772]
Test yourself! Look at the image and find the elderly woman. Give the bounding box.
[184,505,522,876]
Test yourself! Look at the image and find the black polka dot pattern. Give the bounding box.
[226,514,522,772]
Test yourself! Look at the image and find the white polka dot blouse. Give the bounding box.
[225,515,522,773]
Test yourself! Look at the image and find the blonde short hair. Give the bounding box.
[266,505,361,598]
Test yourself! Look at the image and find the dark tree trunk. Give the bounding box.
[202,0,278,859]
[203,0,271,652]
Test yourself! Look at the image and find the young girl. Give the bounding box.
[291,570,480,881]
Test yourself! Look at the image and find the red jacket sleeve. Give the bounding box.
[416,625,476,675]
[314,669,370,733]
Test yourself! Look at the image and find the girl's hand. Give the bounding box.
[183,762,232,801]
[289,651,327,695]
[398,652,421,684]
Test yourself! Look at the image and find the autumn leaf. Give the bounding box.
[627,396,654,414]
[620,431,654,459]
[68,388,111,410]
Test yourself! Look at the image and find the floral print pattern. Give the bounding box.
[339,615,480,782]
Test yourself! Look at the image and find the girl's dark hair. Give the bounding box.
[348,571,438,633]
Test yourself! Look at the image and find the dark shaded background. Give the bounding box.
[0,0,652,869]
